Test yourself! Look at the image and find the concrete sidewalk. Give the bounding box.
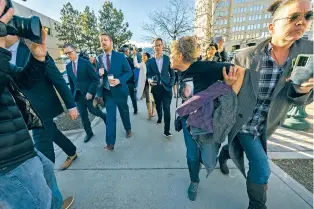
[53,99,313,209]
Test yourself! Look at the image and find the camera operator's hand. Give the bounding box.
[133,48,137,55]
[0,0,14,48]
[25,29,47,62]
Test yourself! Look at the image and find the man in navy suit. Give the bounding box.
[5,35,79,171]
[63,43,106,143]
[147,38,175,137]
[96,33,133,151]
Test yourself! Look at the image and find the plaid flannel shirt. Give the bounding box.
[241,43,289,137]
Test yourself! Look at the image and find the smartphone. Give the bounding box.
[290,54,313,86]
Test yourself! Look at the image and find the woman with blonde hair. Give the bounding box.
[133,49,156,119]
[171,35,244,202]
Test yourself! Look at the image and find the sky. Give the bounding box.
[13,0,195,46]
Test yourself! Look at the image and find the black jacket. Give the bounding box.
[66,57,99,101]
[0,48,48,170]
[126,56,135,84]
[146,55,175,92]
[16,41,76,120]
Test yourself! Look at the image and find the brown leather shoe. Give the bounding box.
[59,153,77,170]
[62,196,74,209]
[104,145,114,151]
[126,130,132,138]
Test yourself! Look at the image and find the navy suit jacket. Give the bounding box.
[66,57,99,101]
[146,55,175,92]
[96,50,132,99]
[16,41,76,120]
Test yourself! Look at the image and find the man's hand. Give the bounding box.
[99,68,105,77]
[111,79,120,87]
[293,78,313,94]
[86,92,93,100]
[25,29,47,62]
[0,0,14,48]
[223,65,243,86]
[68,108,78,120]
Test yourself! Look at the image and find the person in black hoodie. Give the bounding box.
[122,46,138,114]
[0,4,73,209]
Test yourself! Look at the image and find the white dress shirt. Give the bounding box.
[155,54,163,73]
[7,39,20,65]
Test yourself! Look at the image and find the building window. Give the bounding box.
[224,19,228,24]
[242,26,245,30]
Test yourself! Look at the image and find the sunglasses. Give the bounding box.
[64,51,74,55]
[273,11,313,23]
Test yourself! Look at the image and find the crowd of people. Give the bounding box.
[0,0,313,209]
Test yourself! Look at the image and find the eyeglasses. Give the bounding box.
[273,11,313,23]
[64,51,74,55]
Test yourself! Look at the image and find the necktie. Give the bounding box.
[72,61,77,77]
[106,54,110,71]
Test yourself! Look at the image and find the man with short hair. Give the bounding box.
[5,35,79,170]
[63,43,107,143]
[146,38,175,137]
[96,33,133,151]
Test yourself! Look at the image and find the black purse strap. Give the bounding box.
[174,68,193,117]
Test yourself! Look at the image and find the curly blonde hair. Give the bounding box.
[171,36,198,63]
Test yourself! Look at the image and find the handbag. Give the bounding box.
[174,69,192,132]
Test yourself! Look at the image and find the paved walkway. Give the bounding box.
[51,99,312,209]
[268,103,313,159]
[1,100,312,209]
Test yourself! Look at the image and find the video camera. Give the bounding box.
[120,44,142,53]
[0,0,43,44]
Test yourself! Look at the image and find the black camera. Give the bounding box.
[0,0,43,43]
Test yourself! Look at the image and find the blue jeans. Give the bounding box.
[182,119,221,183]
[237,133,271,184]
[105,94,131,146]
[0,151,63,209]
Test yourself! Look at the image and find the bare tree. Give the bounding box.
[194,0,230,46]
[142,0,193,43]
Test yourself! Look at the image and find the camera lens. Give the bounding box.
[9,15,43,44]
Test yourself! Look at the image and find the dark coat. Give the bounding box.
[0,48,47,169]
[146,55,175,92]
[16,41,76,120]
[228,38,313,177]
[66,57,99,101]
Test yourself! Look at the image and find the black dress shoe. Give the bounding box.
[134,109,138,115]
[84,133,94,143]
[104,145,114,151]
[157,119,162,124]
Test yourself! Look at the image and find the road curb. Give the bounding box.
[269,160,313,207]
